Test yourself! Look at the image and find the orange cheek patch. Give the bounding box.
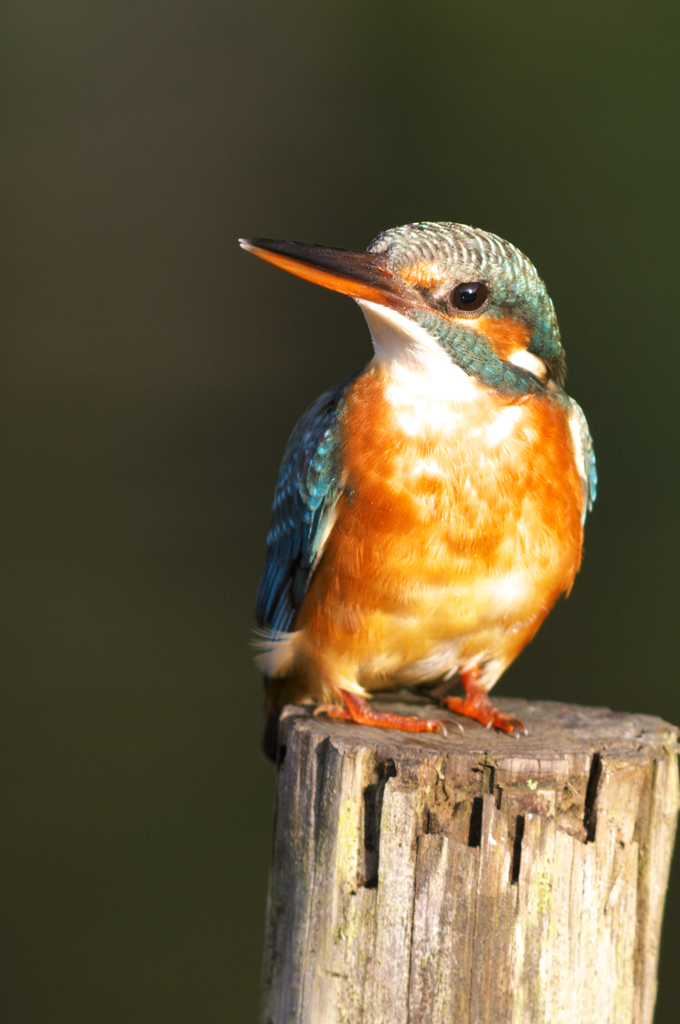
[398,261,449,290]
[469,315,533,359]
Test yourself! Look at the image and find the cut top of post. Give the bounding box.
[263,697,679,1024]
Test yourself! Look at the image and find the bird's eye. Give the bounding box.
[450,282,488,312]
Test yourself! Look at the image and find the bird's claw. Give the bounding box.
[313,702,352,721]
[442,693,527,737]
[314,692,456,736]
[438,716,465,735]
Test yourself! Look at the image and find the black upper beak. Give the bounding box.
[239,237,410,309]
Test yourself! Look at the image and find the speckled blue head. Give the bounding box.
[367,221,566,393]
[239,223,566,396]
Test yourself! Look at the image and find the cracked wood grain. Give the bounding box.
[260,698,679,1024]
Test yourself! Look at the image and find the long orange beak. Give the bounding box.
[239,237,410,309]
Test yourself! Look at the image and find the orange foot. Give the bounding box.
[314,689,458,736]
[442,669,527,737]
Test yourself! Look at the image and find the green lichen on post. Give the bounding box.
[261,698,679,1024]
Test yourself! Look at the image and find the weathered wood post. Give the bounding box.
[260,696,679,1024]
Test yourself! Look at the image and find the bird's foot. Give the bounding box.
[315,689,454,735]
[442,671,527,737]
[313,703,353,722]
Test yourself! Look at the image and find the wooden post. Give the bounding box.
[259,696,679,1024]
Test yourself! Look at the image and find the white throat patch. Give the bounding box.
[357,299,481,402]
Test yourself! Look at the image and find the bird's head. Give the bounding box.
[240,222,565,395]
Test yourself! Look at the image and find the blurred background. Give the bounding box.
[0,0,678,1020]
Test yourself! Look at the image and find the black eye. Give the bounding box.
[450,282,488,312]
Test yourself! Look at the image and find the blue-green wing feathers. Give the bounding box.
[255,372,359,634]
[570,399,597,521]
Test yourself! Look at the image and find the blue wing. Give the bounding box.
[255,370,360,634]
[569,399,597,521]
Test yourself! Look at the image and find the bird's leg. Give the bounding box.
[442,667,527,736]
[315,688,449,735]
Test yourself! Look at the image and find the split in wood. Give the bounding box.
[260,698,680,1024]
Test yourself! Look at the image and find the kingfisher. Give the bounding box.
[241,222,596,752]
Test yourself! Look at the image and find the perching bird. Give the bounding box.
[241,222,596,754]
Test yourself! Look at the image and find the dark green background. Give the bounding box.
[1,1,678,1020]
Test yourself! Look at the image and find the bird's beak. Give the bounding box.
[239,237,409,309]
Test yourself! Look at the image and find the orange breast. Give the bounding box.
[295,363,584,693]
